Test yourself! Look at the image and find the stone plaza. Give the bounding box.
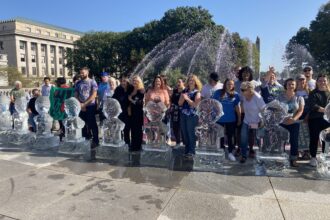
[0,146,329,220]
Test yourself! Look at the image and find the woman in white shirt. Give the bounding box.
[239,81,266,163]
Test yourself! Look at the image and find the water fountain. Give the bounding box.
[132,28,238,82]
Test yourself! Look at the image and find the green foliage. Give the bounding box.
[286,2,330,74]
[66,6,259,80]
[0,67,33,87]
[165,68,186,87]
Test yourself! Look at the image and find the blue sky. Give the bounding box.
[1,0,328,72]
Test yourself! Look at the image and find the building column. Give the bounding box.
[25,40,31,78]
[46,44,51,77]
[36,42,42,77]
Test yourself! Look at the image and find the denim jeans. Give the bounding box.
[28,113,38,132]
[240,123,250,158]
[280,123,300,160]
[180,113,198,154]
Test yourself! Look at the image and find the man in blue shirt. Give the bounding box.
[97,72,110,125]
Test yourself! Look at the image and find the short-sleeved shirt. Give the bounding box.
[278,93,305,116]
[10,88,25,100]
[75,79,98,106]
[181,89,199,116]
[212,90,240,123]
[41,84,53,96]
[201,83,223,99]
[242,92,266,124]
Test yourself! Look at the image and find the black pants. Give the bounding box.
[79,105,99,145]
[308,117,330,157]
[129,113,143,150]
[219,122,237,153]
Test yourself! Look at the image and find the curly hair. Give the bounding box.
[237,66,253,82]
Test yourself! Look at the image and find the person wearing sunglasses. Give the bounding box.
[303,66,316,90]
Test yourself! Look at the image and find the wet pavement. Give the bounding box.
[0,146,329,220]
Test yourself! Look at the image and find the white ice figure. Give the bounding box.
[32,96,58,149]
[143,100,168,151]
[195,98,224,152]
[0,96,35,148]
[256,100,290,174]
[102,97,125,147]
[193,98,224,171]
[0,96,12,131]
[59,97,89,155]
[318,103,330,177]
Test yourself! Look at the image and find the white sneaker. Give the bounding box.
[228,153,236,161]
[309,157,318,167]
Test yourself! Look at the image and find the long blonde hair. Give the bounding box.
[186,74,202,91]
[132,75,144,90]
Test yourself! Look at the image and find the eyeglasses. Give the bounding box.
[241,89,247,92]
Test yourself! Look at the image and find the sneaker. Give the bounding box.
[309,157,318,167]
[228,153,236,161]
[290,159,299,167]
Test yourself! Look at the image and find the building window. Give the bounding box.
[63,34,66,39]
[20,54,26,62]
[2,26,6,30]
[59,47,63,54]
[19,41,26,50]
[55,33,59,38]
[59,58,63,65]
[51,68,55,76]
[42,67,46,76]
[50,46,55,53]
[31,55,36,63]
[26,27,31,32]
[0,41,3,50]
[32,67,37,75]
[41,45,46,52]
[21,67,26,74]
[31,43,37,51]
[51,57,55,64]
[46,31,50,36]
[41,56,46,64]
[59,68,63,75]
[36,29,41,34]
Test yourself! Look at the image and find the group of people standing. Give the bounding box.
[5,65,330,167]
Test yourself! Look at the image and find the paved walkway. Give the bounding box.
[0,148,329,220]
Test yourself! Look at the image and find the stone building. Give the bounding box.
[0,17,83,79]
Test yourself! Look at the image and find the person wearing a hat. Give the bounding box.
[97,72,111,125]
[303,66,316,90]
[201,72,223,99]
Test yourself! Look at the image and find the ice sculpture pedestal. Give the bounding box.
[0,97,35,150]
[318,129,330,177]
[143,121,168,152]
[194,123,225,171]
[32,96,58,150]
[255,127,290,175]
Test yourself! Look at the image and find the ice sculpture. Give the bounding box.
[101,97,125,147]
[318,103,330,177]
[194,99,224,170]
[58,97,90,155]
[143,100,168,151]
[0,97,35,148]
[32,96,58,149]
[256,100,290,174]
